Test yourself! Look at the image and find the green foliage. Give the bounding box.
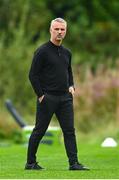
[74,65,119,134]
[47,0,119,67]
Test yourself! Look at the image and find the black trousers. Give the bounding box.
[27,92,78,165]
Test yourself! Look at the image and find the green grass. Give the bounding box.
[0,141,119,179]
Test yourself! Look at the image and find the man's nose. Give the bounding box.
[58,29,61,33]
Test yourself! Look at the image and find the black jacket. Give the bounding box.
[29,41,74,97]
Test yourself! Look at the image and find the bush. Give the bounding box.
[73,63,119,136]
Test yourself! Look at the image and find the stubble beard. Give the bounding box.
[56,35,64,41]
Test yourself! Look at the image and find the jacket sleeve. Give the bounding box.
[68,52,75,89]
[29,50,44,98]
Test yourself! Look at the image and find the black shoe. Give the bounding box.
[25,162,44,170]
[69,162,90,170]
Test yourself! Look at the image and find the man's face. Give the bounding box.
[50,21,67,42]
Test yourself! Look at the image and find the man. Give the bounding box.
[25,18,89,171]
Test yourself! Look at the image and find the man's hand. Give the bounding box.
[69,86,75,97]
[39,95,45,103]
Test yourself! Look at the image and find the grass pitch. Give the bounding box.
[0,141,119,179]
